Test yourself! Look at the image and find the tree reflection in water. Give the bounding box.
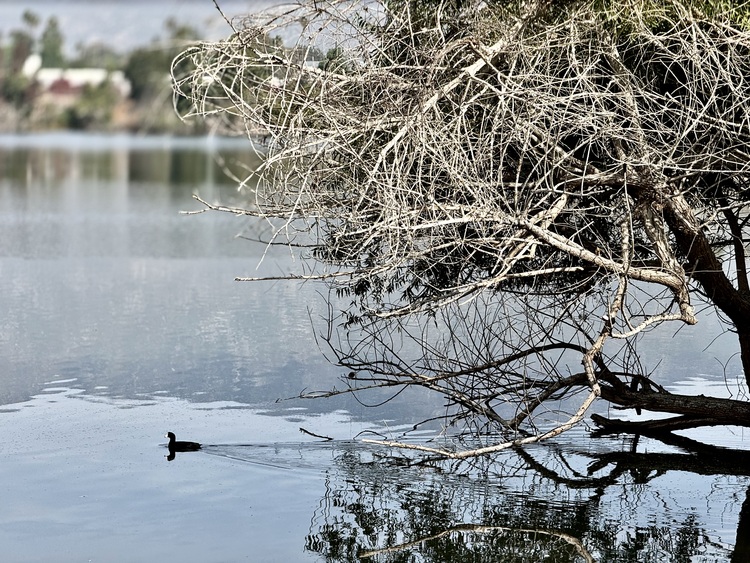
[304,433,747,562]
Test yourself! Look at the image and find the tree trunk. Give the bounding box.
[662,195,750,388]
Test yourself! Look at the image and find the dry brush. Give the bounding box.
[173,0,750,456]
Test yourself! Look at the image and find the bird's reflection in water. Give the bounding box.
[165,446,205,461]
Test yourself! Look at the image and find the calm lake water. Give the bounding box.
[1,132,749,562]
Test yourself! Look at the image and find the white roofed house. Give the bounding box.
[34,67,131,98]
[21,53,133,129]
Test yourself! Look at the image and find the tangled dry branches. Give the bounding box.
[173,0,750,454]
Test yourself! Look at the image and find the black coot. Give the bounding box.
[165,432,202,452]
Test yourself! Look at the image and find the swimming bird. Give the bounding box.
[165,431,201,452]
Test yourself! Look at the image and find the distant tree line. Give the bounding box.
[0,9,205,132]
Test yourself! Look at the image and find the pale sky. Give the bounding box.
[0,1,275,55]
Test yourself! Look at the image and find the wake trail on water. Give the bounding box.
[194,440,362,471]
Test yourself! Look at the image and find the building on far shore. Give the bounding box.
[18,53,134,129]
[22,54,132,100]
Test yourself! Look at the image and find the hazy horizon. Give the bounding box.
[0,0,275,55]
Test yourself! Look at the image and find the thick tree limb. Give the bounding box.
[597,386,750,427]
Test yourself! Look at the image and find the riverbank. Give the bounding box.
[0,93,204,135]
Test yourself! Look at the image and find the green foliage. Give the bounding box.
[0,72,30,108]
[124,19,199,101]
[63,81,119,130]
[21,10,40,31]
[40,17,65,68]
[318,46,353,73]
[124,46,172,101]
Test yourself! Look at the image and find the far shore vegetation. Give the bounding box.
[0,9,206,134]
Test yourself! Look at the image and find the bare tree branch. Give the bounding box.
[173,0,750,454]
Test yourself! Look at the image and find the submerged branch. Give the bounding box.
[359,522,595,562]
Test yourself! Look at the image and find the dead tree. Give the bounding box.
[173,0,750,456]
